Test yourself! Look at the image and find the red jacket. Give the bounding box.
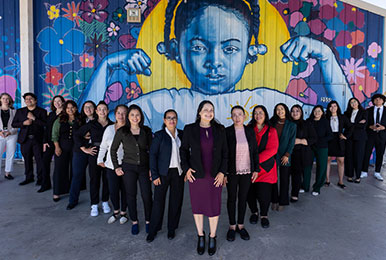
[253,125,279,184]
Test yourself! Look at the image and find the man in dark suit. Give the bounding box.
[361,93,386,181]
[12,93,47,186]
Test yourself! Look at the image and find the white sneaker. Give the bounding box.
[120,214,128,224]
[90,205,99,217]
[360,172,368,178]
[299,189,305,193]
[374,172,384,181]
[312,192,319,196]
[102,202,111,214]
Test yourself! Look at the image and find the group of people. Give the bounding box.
[2,92,386,256]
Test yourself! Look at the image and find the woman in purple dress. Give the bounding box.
[180,100,228,256]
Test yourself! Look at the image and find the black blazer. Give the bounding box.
[366,106,386,141]
[328,114,353,150]
[12,106,47,144]
[180,122,228,178]
[292,120,317,167]
[225,125,259,175]
[150,128,183,181]
[344,109,367,141]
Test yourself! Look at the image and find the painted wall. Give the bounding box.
[33,0,384,130]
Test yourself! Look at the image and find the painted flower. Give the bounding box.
[112,7,127,23]
[36,17,85,67]
[367,42,382,59]
[126,82,142,100]
[334,31,352,47]
[85,33,109,58]
[367,58,379,74]
[62,1,82,27]
[104,82,123,104]
[80,0,109,24]
[107,22,120,37]
[351,69,379,102]
[45,67,63,86]
[119,34,137,49]
[46,4,60,20]
[341,58,366,84]
[4,53,20,76]
[339,3,365,28]
[289,6,326,36]
[42,86,70,105]
[63,68,94,101]
[285,78,317,105]
[79,53,95,68]
[125,0,148,14]
[0,75,17,100]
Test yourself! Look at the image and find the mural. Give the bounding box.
[33,0,384,130]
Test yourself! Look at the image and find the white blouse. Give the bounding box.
[97,124,124,170]
[330,116,339,133]
[350,109,358,123]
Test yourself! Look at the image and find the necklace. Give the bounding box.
[2,109,9,113]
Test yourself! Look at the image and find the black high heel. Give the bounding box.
[197,231,205,255]
[208,235,217,256]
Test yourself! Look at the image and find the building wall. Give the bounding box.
[28,0,385,130]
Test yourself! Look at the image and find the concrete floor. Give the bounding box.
[1,163,386,260]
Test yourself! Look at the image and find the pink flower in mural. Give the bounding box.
[351,69,379,102]
[126,82,142,100]
[285,79,318,105]
[62,1,82,27]
[303,0,318,6]
[341,58,366,84]
[339,3,365,28]
[125,0,148,14]
[335,31,352,47]
[104,82,123,104]
[319,4,338,20]
[79,53,95,68]
[290,11,303,28]
[323,29,336,41]
[367,42,382,58]
[45,68,63,86]
[80,0,109,24]
[0,75,17,100]
[320,0,336,7]
[107,22,120,37]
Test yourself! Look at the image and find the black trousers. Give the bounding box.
[106,168,127,211]
[20,138,43,181]
[362,134,386,173]
[41,144,54,189]
[345,138,366,179]
[272,165,290,205]
[226,174,251,225]
[247,182,272,217]
[290,152,303,198]
[88,155,109,205]
[53,141,73,195]
[122,163,153,222]
[148,168,184,236]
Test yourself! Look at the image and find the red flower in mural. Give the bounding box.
[80,0,109,24]
[339,3,364,28]
[79,53,95,68]
[351,69,379,102]
[45,67,63,86]
[126,82,142,100]
[62,1,82,27]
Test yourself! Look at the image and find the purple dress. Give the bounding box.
[189,127,222,217]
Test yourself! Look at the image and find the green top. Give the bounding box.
[52,118,74,142]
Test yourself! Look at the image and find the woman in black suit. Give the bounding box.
[326,101,352,189]
[146,109,184,242]
[225,105,259,242]
[180,100,228,256]
[344,98,367,183]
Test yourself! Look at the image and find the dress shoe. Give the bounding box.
[37,187,50,193]
[374,172,384,181]
[4,174,14,180]
[131,223,139,235]
[290,197,298,203]
[146,234,155,243]
[354,178,361,184]
[19,179,34,186]
[53,197,60,202]
[167,230,175,240]
[208,235,217,256]
[360,172,368,178]
[226,229,236,241]
[347,177,354,182]
[197,232,205,255]
[146,223,150,234]
[337,182,346,189]
[261,218,270,228]
[36,180,42,186]
[66,203,77,210]
[249,213,258,224]
[237,227,250,241]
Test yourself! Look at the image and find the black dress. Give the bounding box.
[327,115,352,157]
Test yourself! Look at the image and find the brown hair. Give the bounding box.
[0,93,14,109]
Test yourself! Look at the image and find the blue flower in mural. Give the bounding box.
[4,54,20,76]
[36,17,85,67]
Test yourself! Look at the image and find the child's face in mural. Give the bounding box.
[178,6,250,94]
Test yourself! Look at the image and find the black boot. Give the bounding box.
[208,235,217,256]
[197,231,205,255]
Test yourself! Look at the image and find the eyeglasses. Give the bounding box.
[165,117,177,121]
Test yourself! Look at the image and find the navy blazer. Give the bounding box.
[150,128,183,181]
[180,122,228,178]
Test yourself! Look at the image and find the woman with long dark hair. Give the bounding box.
[344,97,367,183]
[325,101,352,189]
[270,103,296,210]
[52,100,81,202]
[247,105,278,228]
[111,104,153,235]
[289,105,317,201]
[146,109,184,242]
[180,100,228,256]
